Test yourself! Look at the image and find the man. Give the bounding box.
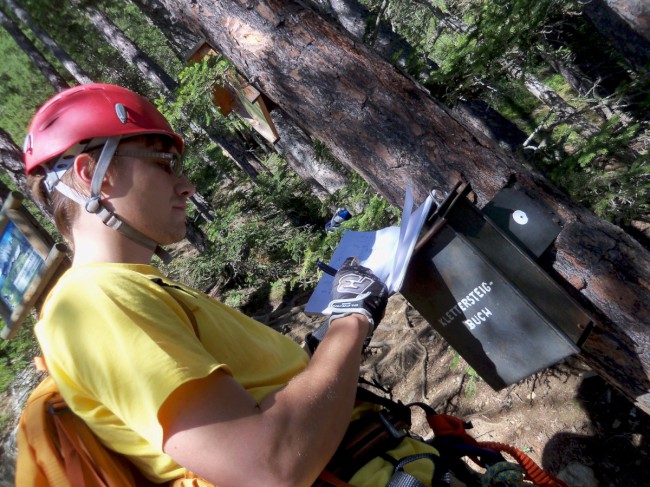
[24,83,438,486]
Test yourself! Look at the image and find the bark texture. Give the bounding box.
[0,128,53,221]
[306,0,528,151]
[160,0,650,413]
[130,0,348,199]
[584,0,650,71]
[271,109,349,199]
[0,127,28,192]
[305,0,437,74]
[604,0,650,43]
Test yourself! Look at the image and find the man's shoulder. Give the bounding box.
[61,262,162,286]
[44,263,170,310]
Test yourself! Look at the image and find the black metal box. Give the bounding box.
[401,184,593,390]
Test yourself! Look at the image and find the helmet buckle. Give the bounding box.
[85,197,101,214]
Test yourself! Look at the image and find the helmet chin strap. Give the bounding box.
[47,136,172,264]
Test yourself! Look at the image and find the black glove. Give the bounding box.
[328,257,388,328]
[306,257,388,353]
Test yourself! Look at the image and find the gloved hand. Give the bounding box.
[306,257,388,353]
[328,256,388,329]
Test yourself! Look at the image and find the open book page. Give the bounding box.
[304,226,401,315]
[304,188,435,316]
[387,191,434,292]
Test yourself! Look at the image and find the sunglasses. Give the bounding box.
[114,150,185,177]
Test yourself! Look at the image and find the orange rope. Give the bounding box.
[478,441,570,487]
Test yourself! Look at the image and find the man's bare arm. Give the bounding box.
[160,314,369,487]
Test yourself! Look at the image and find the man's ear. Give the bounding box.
[73,153,116,190]
[72,153,95,188]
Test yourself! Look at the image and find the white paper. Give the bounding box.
[388,192,434,292]
[304,188,435,316]
[304,227,401,315]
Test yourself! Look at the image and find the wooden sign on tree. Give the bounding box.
[186,40,279,143]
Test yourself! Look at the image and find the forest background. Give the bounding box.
[0,0,649,485]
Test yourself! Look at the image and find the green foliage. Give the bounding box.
[155,55,331,296]
[546,120,650,224]
[0,412,9,431]
[0,27,55,142]
[363,0,649,229]
[186,143,402,297]
[299,141,401,278]
[199,157,324,292]
[423,0,568,98]
[156,56,251,190]
[463,367,481,397]
[311,142,400,230]
[347,181,402,231]
[157,55,241,133]
[0,320,38,393]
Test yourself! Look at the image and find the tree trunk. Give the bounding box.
[271,109,348,199]
[0,127,28,192]
[127,0,200,59]
[507,63,602,139]
[334,0,640,161]
[308,0,583,149]
[449,99,528,152]
[0,128,53,220]
[305,0,438,74]
[73,1,265,181]
[189,193,217,223]
[72,0,177,92]
[307,0,527,151]
[2,0,93,85]
[131,0,350,198]
[0,175,11,203]
[603,0,650,43]
[0,6,69,92]
[160,0,650,414]
[126,0,266,179]
[132,0,349,198]
[583,0,650,71]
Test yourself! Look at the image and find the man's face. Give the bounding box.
[102,137,196,246]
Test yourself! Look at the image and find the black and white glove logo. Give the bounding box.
[336,273,374,295]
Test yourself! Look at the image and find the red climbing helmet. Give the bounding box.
[23,83,183,174]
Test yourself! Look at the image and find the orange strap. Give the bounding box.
[53,406,137,487]
[426,410,568,487]
[54,410,106,487]
[16,376,72,487]
[426,413,477,444]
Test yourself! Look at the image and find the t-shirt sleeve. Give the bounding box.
[37,271,226,450]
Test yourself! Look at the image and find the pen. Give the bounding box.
[316,260,338,276]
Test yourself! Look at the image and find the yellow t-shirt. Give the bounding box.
[36,263,309,481]
[36,263,438,485]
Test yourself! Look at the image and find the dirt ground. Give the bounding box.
[257,289,650,487]
[1,285,648,486]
